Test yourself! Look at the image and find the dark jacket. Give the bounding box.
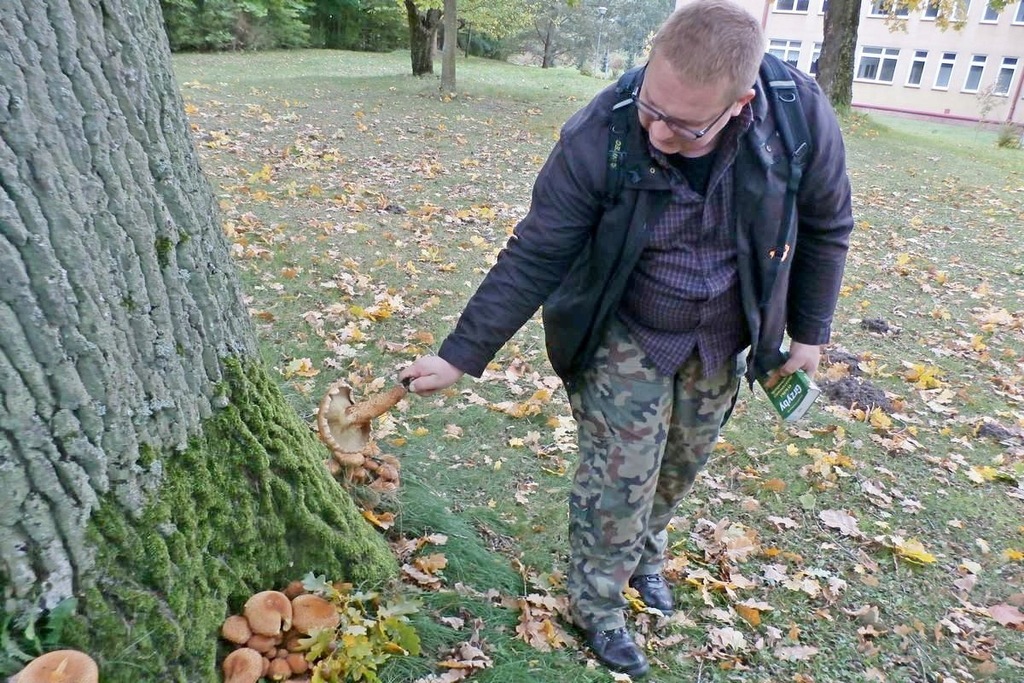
[438,62,853,387]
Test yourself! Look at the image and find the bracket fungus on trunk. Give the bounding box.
[316,380,406,494]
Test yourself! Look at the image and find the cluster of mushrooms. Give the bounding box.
[316,380,407,494]
[220,584,340,683]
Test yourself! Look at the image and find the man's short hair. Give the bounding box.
[651,0,766,103]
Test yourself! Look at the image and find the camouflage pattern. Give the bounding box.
[566,318,742,631]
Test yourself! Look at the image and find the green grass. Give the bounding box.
[173,49,1024,682]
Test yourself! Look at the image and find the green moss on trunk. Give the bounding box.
[61,358,397,682]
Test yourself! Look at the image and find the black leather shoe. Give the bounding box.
[629,574,675,615]
[586,627,650,678]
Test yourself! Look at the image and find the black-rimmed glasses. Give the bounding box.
[634,96,731,141]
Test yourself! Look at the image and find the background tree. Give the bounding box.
[441,0,458,92]
[0,1,395,680]
[816,0,863,111]
[161,0,310,50]
[401,0,531,77]
[817,0,1008,110]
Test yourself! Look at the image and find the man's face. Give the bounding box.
[636,55,754,157]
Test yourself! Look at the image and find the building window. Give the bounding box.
[951,0,971,20]
[810,43,822,75]
[821,0,830,14]
[995,57,1019,95]
[856,46,900,83]
[1015,1,1024,23]
[963,54,987,92]
[769,39,802,67]
[869,0,910,16]
[776,0,811,11]
[923,0,970,19]
[934,52,957,89]
[982,2,1000,20]
[907,50,928,86]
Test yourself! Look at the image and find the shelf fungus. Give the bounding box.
[316,379,406,494]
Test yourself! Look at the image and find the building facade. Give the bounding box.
[679,0,1024,125]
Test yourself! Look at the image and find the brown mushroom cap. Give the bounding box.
[245,633,281,654]
[291,594,341,634]
[267,657,292,680]
[221,615,252,645]
[15,650,98,683]
[286,652,310,675]
[282,580,306,600]
[222,647,263,683]
[244,590,293,636]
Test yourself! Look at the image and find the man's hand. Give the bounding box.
[764,341,822,388]
[779,341,822,377]
[399,356,464,395]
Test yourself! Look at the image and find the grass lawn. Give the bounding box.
[173,49,1024,682]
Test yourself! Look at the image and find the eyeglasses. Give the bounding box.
[634,96,732,141]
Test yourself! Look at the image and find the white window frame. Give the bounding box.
[1015,1,1024,23]
[775,0,811,12]
[982,2,1000,20]
[994,57,1019,95]
[923,0,940,18]
[856,46,901,83]
[934,52,957,90]
[906,50,928,87]
[962,54,987,92]
[820,0,830,14]
[869,0,910,16]
[810,42,822,76]
[768,39,802,67]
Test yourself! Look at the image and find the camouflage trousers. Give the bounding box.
[566,318,742,631]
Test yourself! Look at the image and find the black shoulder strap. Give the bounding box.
[758,53,812,305]
[604,67,644,208]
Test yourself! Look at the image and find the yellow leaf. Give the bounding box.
[786,444,800,456]
[869,408,892,430]
[282,358,319,378]
[362,509,396,530]
[1004,549,1024,562]
[892,537,936,564]
[735,604,762,627]
[412,427,429,437]
[414,553,448,574]
[763,478,787,493]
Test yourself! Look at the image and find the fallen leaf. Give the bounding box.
[819,509,863,537]
[988,603,1024,629]
[775,644,819,661]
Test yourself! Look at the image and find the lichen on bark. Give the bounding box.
[57,358,397,682]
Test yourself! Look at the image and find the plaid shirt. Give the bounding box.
[618,108,753,378]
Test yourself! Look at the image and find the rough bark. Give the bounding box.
[0,1,395,680]
[817,0,863,112]
[440,0,457,93]
[405,0,442,76]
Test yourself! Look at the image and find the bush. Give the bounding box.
[996,123,1022,149]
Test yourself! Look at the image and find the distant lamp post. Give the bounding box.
[595,6,608,76]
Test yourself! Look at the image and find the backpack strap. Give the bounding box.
[604,67,645,208]
[758,53,813,306]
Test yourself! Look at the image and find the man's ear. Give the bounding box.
[734,88,756,112]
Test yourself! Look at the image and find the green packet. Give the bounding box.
[757,368,821,422]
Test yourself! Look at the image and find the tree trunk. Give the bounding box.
[440,0,458,94]
[0,1,395,680]
[405,0,442,76]
[541,19,556,69]
[817,0,863,112]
